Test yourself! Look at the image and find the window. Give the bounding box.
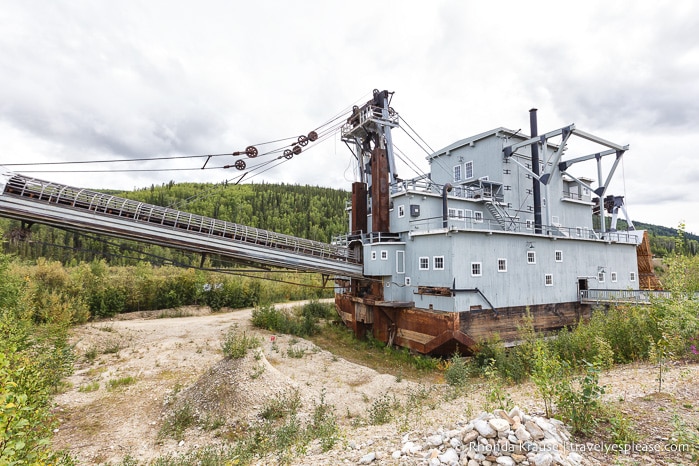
[464,161,474,179]
[555,250,563,262]
[448,208,464,219]
[453,165,462,182]
[434,256,444,270]
[398,205,405,218]
[396,251,405,274]
[526,219,533,230]
[598,271,605,283]
[419,257,429,270]
[380,250,388,260]
[630,272,636,282]
[498,258,507,272]
[576,227,582,237]
[611,272,618,283]
[471,262,482,276]
[474,211,483,223]
[527,251,536,264]
[545,274,553,286]
[371,251,377,260]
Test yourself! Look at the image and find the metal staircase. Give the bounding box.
[485,201,517,231]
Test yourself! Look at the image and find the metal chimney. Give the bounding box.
[529,109,542,234]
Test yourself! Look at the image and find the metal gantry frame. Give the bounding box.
[503,125,629,236]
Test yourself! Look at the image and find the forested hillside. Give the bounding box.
[0,181,350,266]
[0,179,695,263]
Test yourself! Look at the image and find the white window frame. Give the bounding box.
[398,205,405,218]
[555,250,563,263]
[371,251,377,260]
[404,277,411,286]
[611,271,618,283]
[526,219,533,230]
[380,250,388,260]
[598,271,605,283]
[474,211,484,223]
[464,160,474,179]
[471,262,482,277]
[419,256,429,270]
[630,272,636,282]
[545,274,553,287]
[453,165,462,182]
[396,251,405,274]
[433,256,445,270]
[497,258,507,272]
[527,251,536,264]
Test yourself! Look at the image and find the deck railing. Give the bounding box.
[580,289,674,304]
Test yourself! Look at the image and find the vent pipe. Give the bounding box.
[442,183,453,228]
[529,109,542,234]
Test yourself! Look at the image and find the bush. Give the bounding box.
[444,353,471,387]
[221,325,260,359]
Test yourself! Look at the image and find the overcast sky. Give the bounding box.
[1,0,698,234]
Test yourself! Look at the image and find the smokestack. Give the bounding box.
[529,109,542,234]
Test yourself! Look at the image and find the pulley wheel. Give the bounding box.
[298,135,309,146]
[283,149,293,160]
[245,146,258,158]
[293,145,302,155]
[234,159,246,170]
[308,131,318,141]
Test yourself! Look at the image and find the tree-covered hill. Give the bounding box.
[0,181,351,266]
[0,179,695,263]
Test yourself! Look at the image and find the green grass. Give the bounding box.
[107,376,136,390]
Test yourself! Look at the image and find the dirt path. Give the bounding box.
[52,303,699,465]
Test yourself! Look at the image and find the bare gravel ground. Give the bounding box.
[51,303,699,465]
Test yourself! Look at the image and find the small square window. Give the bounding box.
[398,205,405,218]
[545,274,553,286]
[598,271,605,283]
[630,272,636,282]
[527,251,536,264]
[474,211,483,223]
[526,219,533,230]
[434,256,444,270]
[611,272,618,283]
[371,251,377,260]
[419,257,429,270]
[380,250,388,260]
[555,250,563,262]
[498,258,507,272]
[471,262,482,277]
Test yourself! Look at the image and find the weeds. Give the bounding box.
[368,393,395,425]
[78,381,100,393]
[159,402,196,441]
[221,324,260,359]
[107,376,136,390]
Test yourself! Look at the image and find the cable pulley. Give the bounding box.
[298,135,309,147]
[245,146,258,158]
[235,160,247,170]
[283,149,293,160]
[292,145,302,155]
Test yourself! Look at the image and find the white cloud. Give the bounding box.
[0,0,697,234]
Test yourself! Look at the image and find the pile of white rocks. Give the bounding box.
[379,407,592,466]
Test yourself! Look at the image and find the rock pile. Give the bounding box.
[386,407,591,466]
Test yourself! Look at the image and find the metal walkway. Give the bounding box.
[0,172,363,278]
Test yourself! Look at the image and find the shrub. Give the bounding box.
[554,361,605,434]
[444,353,471,387]
[221,325,260,359]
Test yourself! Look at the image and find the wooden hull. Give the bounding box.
[335,293,592,355]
